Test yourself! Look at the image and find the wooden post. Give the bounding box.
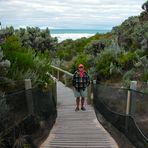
[130,81,137,115]
[55,81,57,106]
[87,81,92,105]
[25,79,34,115]
[126,90,131,115]
[53,81,57,107]
[64,74,67,86]
[126,81,137,115]
[125,90,130,132]
[125,81,137,131]
[91,80,96,104]
[57,70,60,81]
[25,79,32,89]
[52,68,54,77]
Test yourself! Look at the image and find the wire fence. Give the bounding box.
[93,83,148,148]
[0,79,25,96]
[0,83,57,147]
[136,81,148,93]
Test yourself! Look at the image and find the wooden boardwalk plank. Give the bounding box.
[40,82,118,148]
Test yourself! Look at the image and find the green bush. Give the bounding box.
[95,50,115,80]
[70,53,90,73]
[1,35,52,87]
[117,51,136,70]
[2,36,34,70]
[2,35,21,51]
[84,40,105,57]
[142,69,148,81]
[122,69,135,87]
[110,62,122,77]
[0,46,10,77]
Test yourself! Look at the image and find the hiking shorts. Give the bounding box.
[73,88,87,98]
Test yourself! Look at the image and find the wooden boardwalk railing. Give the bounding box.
[40,81,118,148]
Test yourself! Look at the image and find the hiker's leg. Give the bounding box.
[74,88,80,111]
[76,97,80,108]
[81,97,85,108]
[81,97,86,110]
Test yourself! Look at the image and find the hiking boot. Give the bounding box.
[81,106,86,111]
[75,107,79,111]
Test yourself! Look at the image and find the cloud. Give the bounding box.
[0,0,145,29]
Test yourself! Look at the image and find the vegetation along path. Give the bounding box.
[40,81,118,148]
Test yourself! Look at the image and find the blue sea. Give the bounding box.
[50,29,110,42]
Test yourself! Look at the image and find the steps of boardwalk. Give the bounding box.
[40,82,118,148]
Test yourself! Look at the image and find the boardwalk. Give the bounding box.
[40,82,118,148]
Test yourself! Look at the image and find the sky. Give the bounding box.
[0,0,146,30]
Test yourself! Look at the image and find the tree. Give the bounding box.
[142,1,148,12]
[0,22,2,29]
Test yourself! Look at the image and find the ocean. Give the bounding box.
[50,29,110,42]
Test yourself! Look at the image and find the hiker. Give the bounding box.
[72,64,90,111]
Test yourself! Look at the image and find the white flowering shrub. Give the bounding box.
[0,47,10,77]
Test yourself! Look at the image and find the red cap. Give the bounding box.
[78,64,84,68]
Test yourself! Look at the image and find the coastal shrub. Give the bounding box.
[142,0,148,12]
[73,33,111,53]
[56,33,112,65]
[142,69,148,81]
[1,26,58,53]
[89,33,112,41]
[117,51,136,70]
[2,35,21,51]
[109,62,122,77]
[95,49,115,80]
[107,37,122,53]
[112,11,148,52]
[131,24,145,49]
[135,49,145,59]
[2,36,34,71]
[56,49,69,64]
[74,37,88,53]
[122,69,135,87]
[84,40,105,57]
[70,53,90,73]
[0,26,14,38]
[0,46,10,77]
[134,54,148,68]
[56,39,77,62]
[134,55,148,81]
[1,35,52,87]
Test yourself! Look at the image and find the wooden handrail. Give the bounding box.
[51,65,73,77]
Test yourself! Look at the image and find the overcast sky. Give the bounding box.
[0,0,145,29]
